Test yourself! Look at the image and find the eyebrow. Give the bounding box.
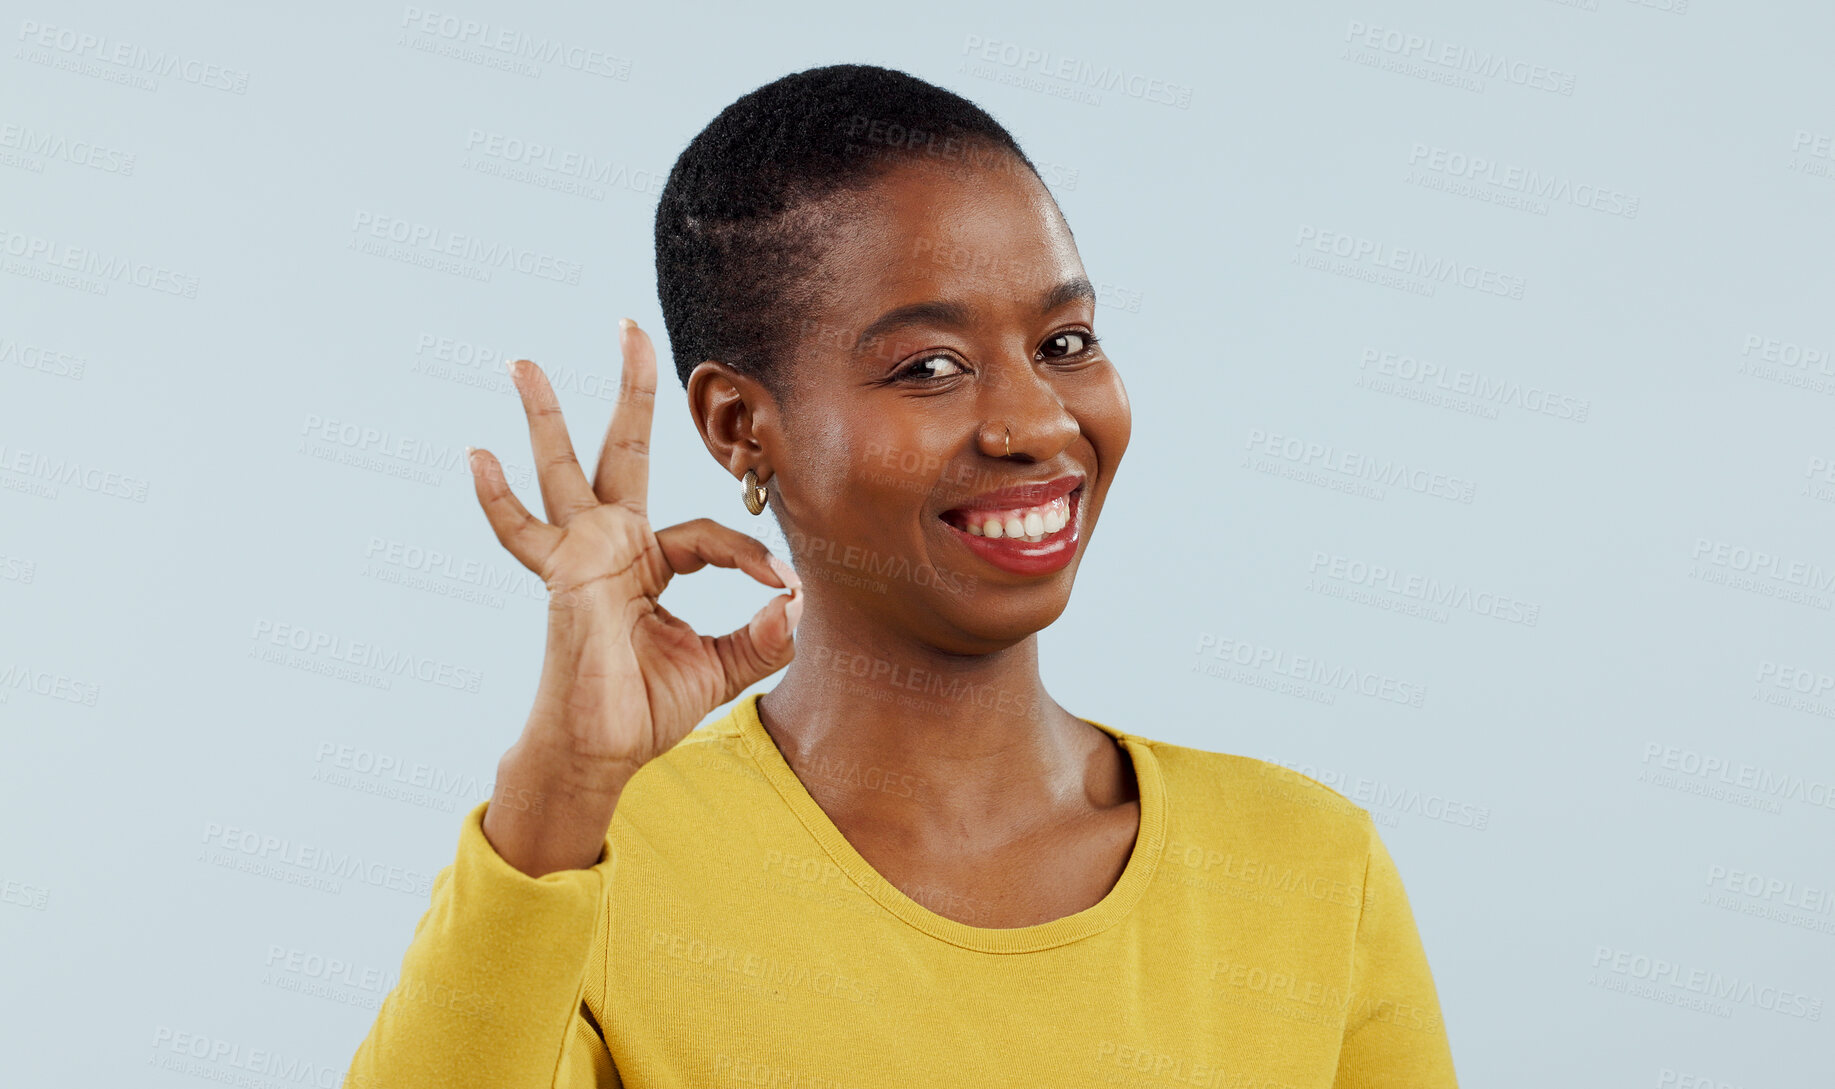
[852,276,1097,352]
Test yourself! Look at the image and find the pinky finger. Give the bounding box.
[468,447,563,574]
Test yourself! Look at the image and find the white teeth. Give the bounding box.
[957,492,1073,542]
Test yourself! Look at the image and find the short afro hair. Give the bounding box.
[653,63,1041,398]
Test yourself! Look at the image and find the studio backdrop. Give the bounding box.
[3,1,1831,1085]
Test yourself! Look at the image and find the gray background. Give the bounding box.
[4,0,1832,1084]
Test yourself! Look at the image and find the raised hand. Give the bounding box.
[469,319,801,875]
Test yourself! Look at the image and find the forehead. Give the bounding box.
[810,156,1085,331]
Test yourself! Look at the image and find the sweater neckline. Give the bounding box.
[732,690,1167,954]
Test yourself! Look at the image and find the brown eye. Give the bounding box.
[1039,331,1097,360]
[898,354,967,381]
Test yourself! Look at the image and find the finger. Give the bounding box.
[467,447,563,574]
[710,589,801,705]
[507,357,599,526]
[654,518,801,593]
[592,319,657,515]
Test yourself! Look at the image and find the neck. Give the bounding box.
[755,603,1128,847]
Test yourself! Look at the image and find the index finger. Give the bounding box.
[592,318,657,515]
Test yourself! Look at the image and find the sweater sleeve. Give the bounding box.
[343,800,620,1089]
[1330,822,1459,1089]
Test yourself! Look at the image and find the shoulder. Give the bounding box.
[1140,732,1372,825]
[609,705,772,835]
[629,707,766,796]
[1129,732,1377,888]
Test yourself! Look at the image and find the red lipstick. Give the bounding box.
[938,479,1083,577]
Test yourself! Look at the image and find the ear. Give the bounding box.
[686,359,780,482]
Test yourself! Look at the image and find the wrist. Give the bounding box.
[497,736,635,808]
[483,746,628,877]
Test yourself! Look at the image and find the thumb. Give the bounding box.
[714,585,801,704]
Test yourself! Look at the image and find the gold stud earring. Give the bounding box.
[742,468,768,515]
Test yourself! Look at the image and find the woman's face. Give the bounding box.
[763,150,1130,653]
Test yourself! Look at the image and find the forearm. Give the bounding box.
[484,742,631,877]
[483,594,643,876]
[344,801,615,1088]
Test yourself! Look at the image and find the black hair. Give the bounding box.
[653,63,1041,397]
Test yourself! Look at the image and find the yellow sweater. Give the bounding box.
[345,693,1458,1087]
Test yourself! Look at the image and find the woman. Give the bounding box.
[346,64,1458,1087]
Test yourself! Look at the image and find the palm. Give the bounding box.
[466,320,800,775]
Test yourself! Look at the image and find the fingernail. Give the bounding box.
[767,554,803,592]
[505,358,523,380]
[464,446,479,472]
[785,591,803,633]
[618,317,636,332]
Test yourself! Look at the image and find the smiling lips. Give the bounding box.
[943,493,1072,542]
[938,475,1084,575]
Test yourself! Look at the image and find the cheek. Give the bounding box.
[850,429,949,508]
[1079,367,1133,463]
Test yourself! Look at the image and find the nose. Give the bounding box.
[977,353,1079,461]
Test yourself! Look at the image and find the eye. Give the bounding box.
[1038,330,1101,360]
[895,353,968,382]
